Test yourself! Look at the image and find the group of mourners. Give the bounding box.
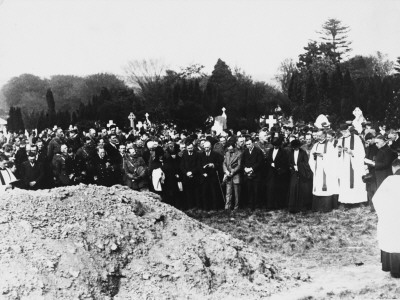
[1,114,400,277]
[0,117,398,213]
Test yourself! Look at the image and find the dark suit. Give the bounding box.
[390,137,400,152]
[104,142,122,185]
[242,146,264,209]
[21,160,44,190]
[266,147,290,209]
[180,151,201,209]
[67,135,82,153]
[365,143,379,206]
[375,144,397,188]
[14,148,28,179]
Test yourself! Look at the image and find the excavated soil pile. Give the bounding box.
[0,185,297,300]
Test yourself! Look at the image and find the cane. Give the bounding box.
[216,170,227,205]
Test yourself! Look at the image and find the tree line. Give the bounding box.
[277,18,400,127]
[2,60,289,133]
[3,18,400,132]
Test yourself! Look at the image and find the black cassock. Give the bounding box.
[199,151,223,210]
[266,147,290,210]
[180,151,201,210]
[288,148,313,213]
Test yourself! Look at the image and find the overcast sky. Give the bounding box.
[0,0,399,87]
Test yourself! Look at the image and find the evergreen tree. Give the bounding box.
[14,107,25,131]
[394,57,400,75]
[304,71,318,121]
[297,41,322,69]
[37,111,47,132]
[318,71,331,115]
[7,107,15,132]
[207,59,237,115]
[287,71,304,121]
[46,88,56,127]
[341,69,355,120]
[381,76,395,121]
[71,112,78,125]
[318,18,352,62]
[329,64,343,116]
[385,90,400,129]
[371,75,384,120]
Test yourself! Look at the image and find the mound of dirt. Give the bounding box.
[0,185,297,300]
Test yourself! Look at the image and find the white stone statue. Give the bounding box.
[212,108,227,135]
[352,107,366,134]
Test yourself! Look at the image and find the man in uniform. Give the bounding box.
[52,144,73,186]
[47,128,64,160]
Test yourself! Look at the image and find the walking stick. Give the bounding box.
[216,170,227,205]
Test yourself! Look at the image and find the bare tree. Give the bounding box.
[124,59,167,96]
[274,58,297,95]
[371,51,394,77]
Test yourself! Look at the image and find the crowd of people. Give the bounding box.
[0,114,399,214]
[2,112,400,279]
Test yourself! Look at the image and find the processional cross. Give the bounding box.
[266,115,277,128]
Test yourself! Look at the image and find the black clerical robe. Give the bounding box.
[180,151,201,209]
[287,148,313,213]
[199,151,223,210]
[266,147,290,210]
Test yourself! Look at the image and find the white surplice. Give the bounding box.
[309,140,339,196]
[337,134,367,204]
[373,174,400,252]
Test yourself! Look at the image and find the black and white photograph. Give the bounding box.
[1,0,400,298]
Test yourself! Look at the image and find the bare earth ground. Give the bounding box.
[1,185,399,299]
[188,207,400,299]
[0,185,303,300]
